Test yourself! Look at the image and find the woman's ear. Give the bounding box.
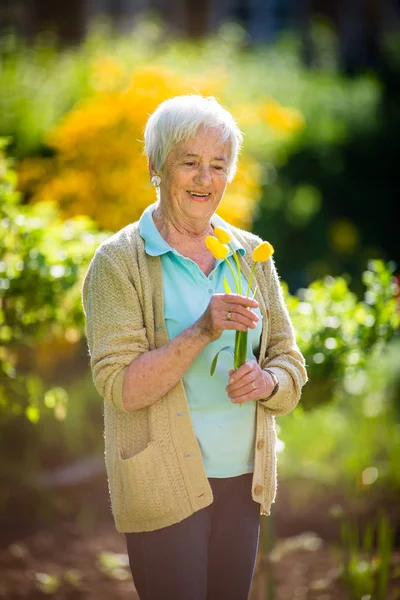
[149,161,158,178]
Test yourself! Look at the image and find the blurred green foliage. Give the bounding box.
[0,33,93,157]
[1,19,393,286]
[0,140,107,422]
[0,21,379,158]
[278,336,400,495]
[338,512,395,600]
[287,260,399,411]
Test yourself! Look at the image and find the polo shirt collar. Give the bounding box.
[139,203,245,258]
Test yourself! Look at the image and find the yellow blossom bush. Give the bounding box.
[235,98,305,134]
[259,99,305,134]
[18,63,266,231]
[90,56,125,91]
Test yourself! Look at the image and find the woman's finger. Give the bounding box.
[229,361,256,382]
[199,295,259,341]
[208,295,259,322]
[219,293,259,309]
[229,375,263,404]
[226,370,256,393]
[226,362,260,399]
[218,309,258,329]
[217,321,249,332]
[222,304,259,322]
[229,384,259,403]
[208,306,254,330]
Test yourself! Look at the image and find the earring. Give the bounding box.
[151,175,161,187]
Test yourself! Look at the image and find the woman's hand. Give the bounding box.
[226,360,274,404]
[195,293,259,342]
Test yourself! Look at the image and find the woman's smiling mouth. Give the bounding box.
[187,191,211,199]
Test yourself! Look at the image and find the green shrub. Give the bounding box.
[0,139,107,422]
[278,336,400,496]
[287,260,399,411]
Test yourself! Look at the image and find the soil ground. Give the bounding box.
[1,519,399,600]
[1,478,399,599]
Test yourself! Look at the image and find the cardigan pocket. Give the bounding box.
[119,442,176,522]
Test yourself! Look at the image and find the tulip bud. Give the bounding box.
[205,236,229,260]
[214,226,231,245]
[252,241,274,263]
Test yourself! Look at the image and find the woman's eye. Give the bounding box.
[213,165,224,171]
[184,162,196,167]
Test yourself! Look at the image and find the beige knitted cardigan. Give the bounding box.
[81,218,307,533]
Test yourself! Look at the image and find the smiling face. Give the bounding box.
[153,125,231,229]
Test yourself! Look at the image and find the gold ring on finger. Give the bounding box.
[251,381,256,390]
[225,311,232,321]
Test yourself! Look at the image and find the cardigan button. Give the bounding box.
[257,439,265,450]
[254,485,263,496]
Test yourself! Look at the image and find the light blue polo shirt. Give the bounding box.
[139,203,263,478]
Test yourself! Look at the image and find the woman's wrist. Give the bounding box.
[262,369,279,401]
[190,320,215,345]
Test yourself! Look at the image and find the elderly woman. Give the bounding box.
[82,94,307,600]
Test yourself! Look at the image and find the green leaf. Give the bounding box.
[223,275,232,294]
[229,245,242,294]
[210,345,234,376]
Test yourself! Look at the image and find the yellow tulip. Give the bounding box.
[214,226,231,244]
[252,241,274,263]
[205,236,229,260]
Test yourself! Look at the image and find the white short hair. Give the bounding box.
[144,95,243,182]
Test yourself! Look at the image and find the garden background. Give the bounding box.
[0,3,400,599]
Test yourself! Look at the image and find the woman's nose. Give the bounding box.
[194,165,212,185]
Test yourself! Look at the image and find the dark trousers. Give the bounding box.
[125,472,260,600]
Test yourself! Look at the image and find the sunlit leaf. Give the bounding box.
[223,275,231,294]
[210,345,234,376]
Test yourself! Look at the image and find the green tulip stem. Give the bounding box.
[210,246,249,400]
[234,330,248,370]
[246,263,257,298]
[229,244,242,294]
[223,256,239,291]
